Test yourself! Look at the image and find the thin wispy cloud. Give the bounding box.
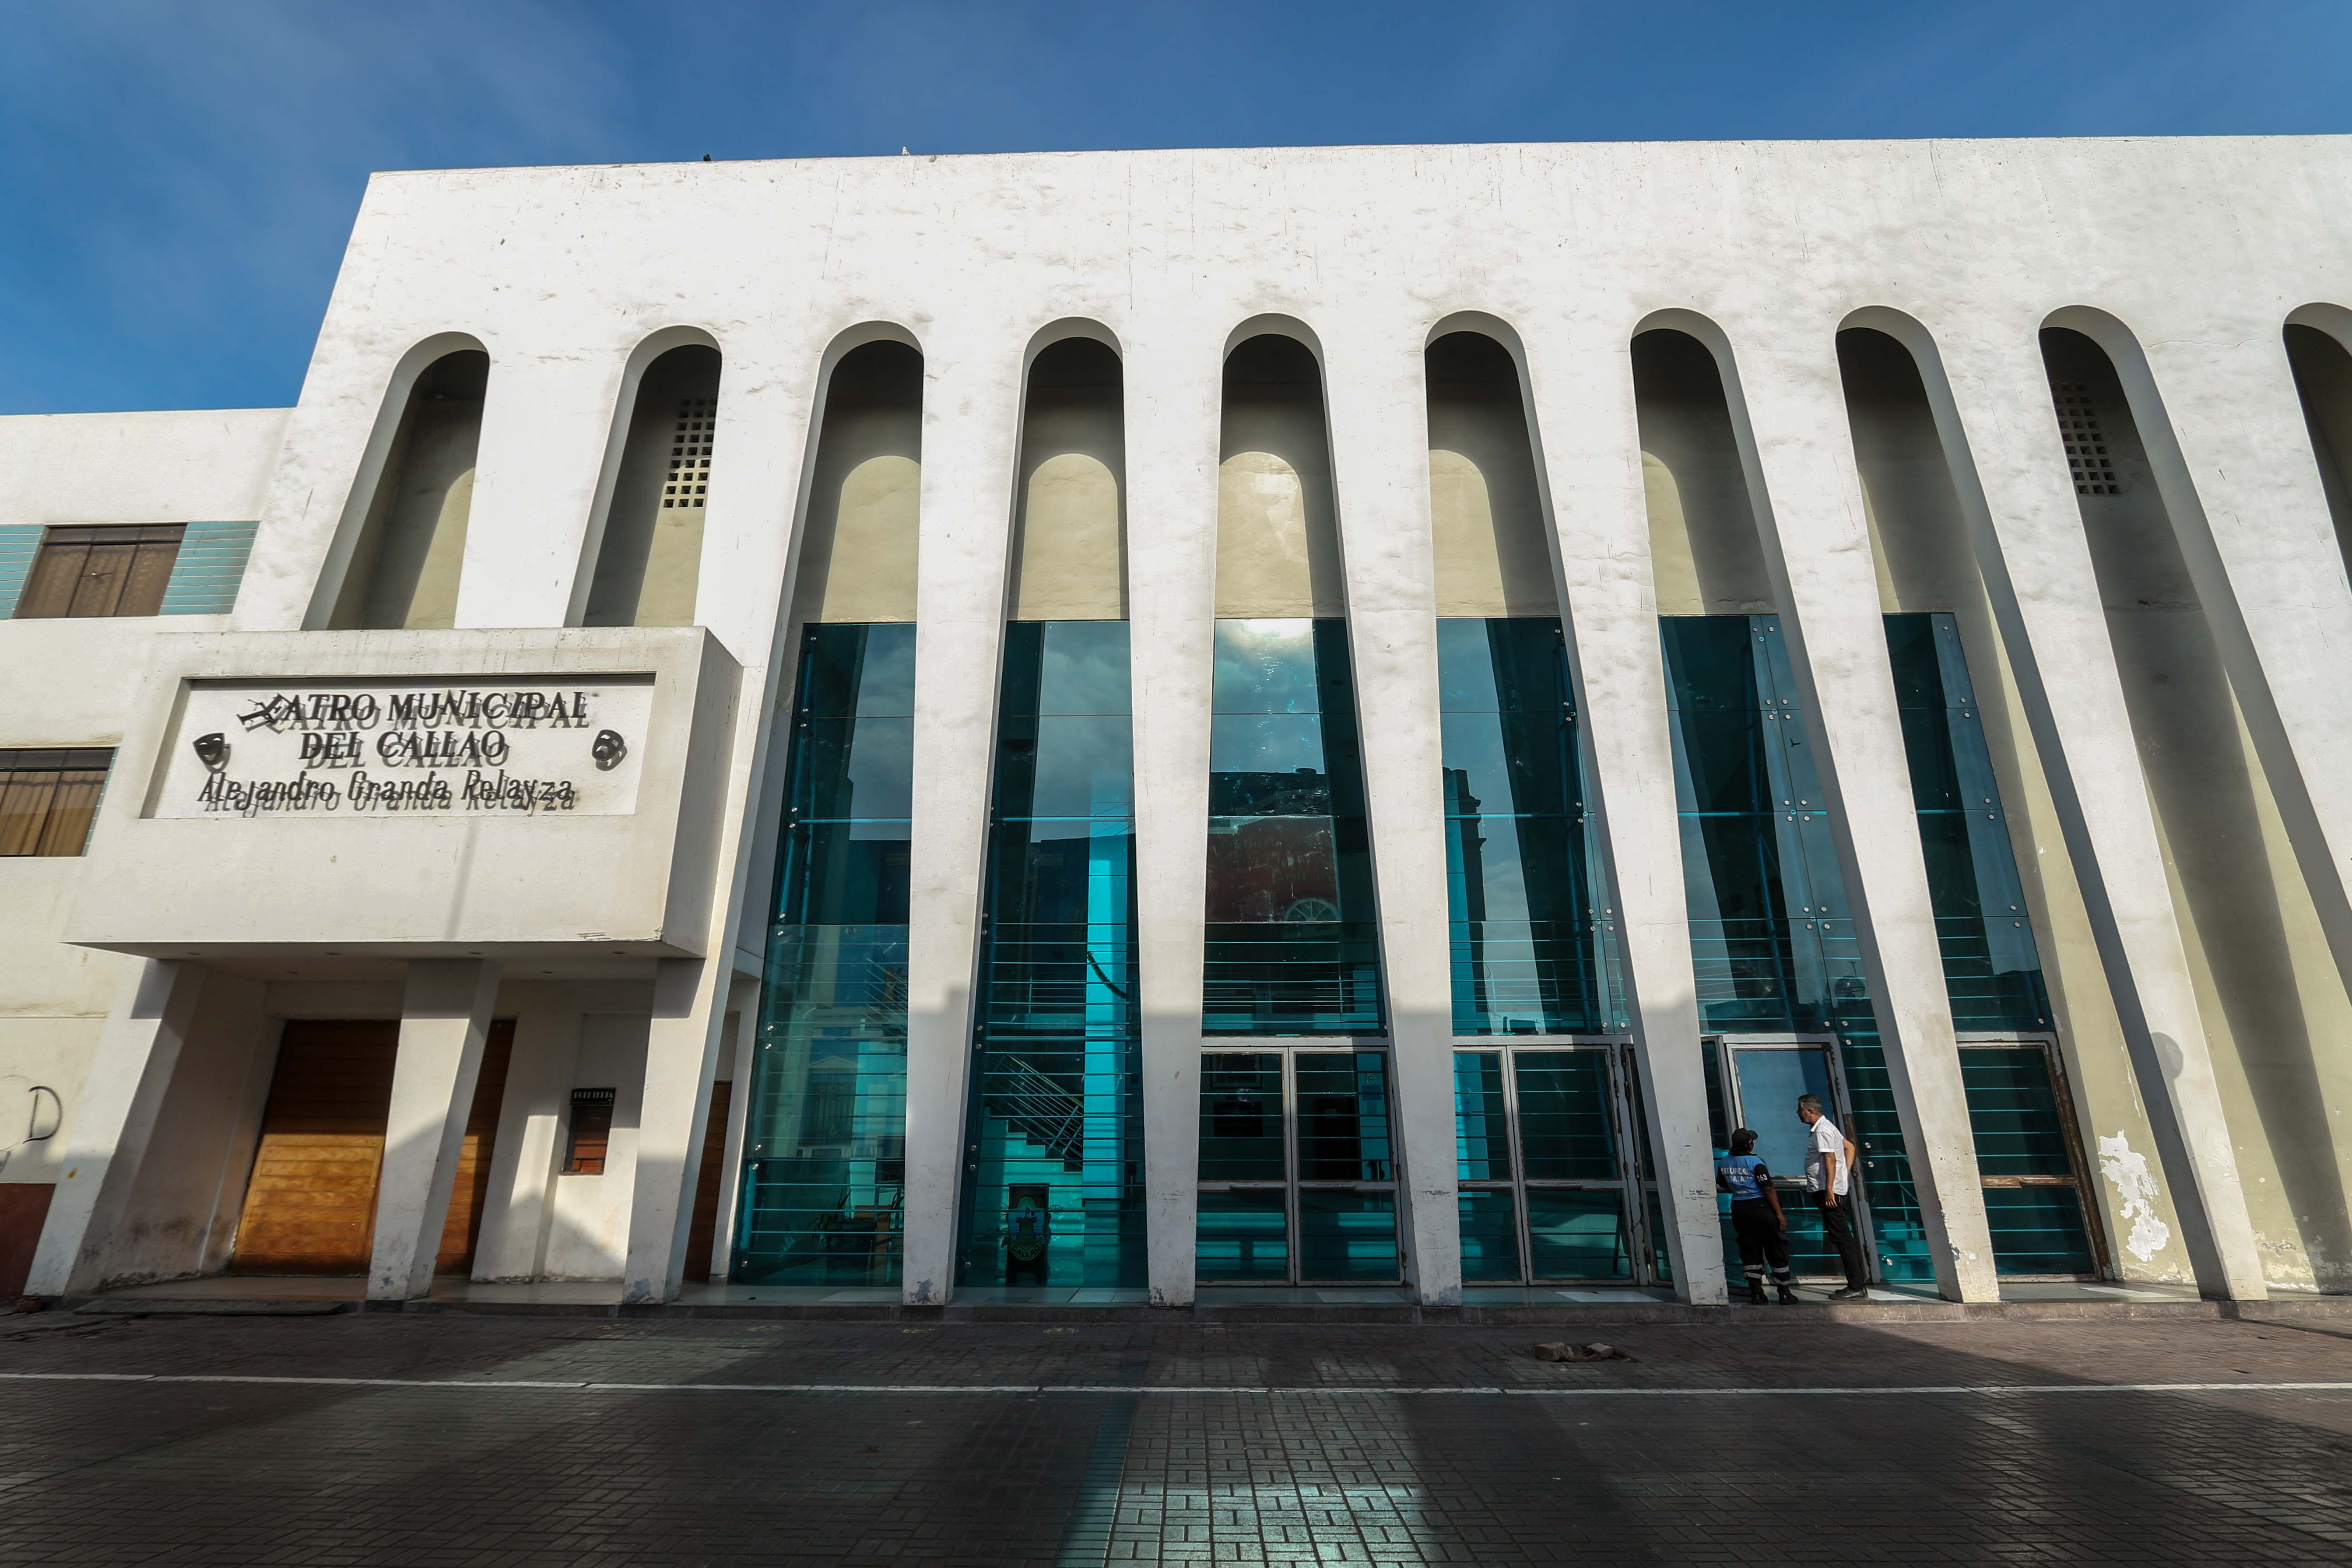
[2,0,2346,414]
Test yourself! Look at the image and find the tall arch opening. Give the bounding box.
[582,343,722,628]
[1633,323,1932,1287]
[328,348,488,629]
[1838,323,2099,1279]
[732,337,923,1290]
[1196,331,1395,1288]
[955,333,1144,1295]
[1427,328,1642,1289]
[2042,323,2352,1292]
[2284,319,2352,585]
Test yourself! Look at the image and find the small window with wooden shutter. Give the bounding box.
[564,1087,617,1175]
[0,749,112,857]
[15,525,187,618]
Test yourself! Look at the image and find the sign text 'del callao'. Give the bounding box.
[152,678,653,819]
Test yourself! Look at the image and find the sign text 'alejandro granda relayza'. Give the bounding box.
[150,677,653,818]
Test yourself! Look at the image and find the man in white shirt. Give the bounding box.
[1798,1094,1869,1299]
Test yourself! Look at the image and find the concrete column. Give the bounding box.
[1122,324,1222,1308]
[2110,322,2352,990]
[1515,319,1728,1305]
[616,331,818,1298]
[621,958,727,1302]
[1710,314,1998,1302]
[453,346,633,629]
[899,323,1026,1305]
[703,975,761,1283]
[1923,316,2267,1299]
[470,1009,580,1281]
[25,959,209,1298]
[1319,325,1460,1307]
[369,958,501,1302]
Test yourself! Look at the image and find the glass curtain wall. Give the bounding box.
[1885,611,2093,1276]
[734,623,913,1285]
[1662,614,1934,1284]
[1202,619,1383,1033]
[1438,617,1622,1034]
[957,622,1145,1289]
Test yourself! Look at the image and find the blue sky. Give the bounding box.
[4,0,2348,415]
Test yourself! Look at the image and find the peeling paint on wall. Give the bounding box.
[2099,1132,2172,1263]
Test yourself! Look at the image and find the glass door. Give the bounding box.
[1454,1042,1662,1286]
[1711,1036,1869,1283]
[1197,1046,1401,1284]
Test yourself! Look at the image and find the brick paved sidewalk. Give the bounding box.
[1,1311,2348,1564]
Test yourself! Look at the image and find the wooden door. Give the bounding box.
[231,1021,398,1274]
[231,1019,514,1276]
[682,1080,733,1282]
[436,1020,514,1275]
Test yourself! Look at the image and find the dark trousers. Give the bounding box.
[1813,1193,1868,1290]
[1729,1199,1790,1283]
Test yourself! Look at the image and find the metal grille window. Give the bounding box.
[0,749,111,858]
[663,397,715,509]
[2051,385,2121,495]
[563,1088,616,1175]
[14,525,186,618]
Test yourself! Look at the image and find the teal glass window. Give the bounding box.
[1297,1191,1400,1281]
[1439,617,1623,1033]
[1197,1048,1399,1284]
[736,623,914,1286]
[1457,1189,1521,1281]
[1294,1051,1393,1181]
[1664,614,1934,1285]
[1204,619,1383,1034]
[1196,1189,1288,1281]
[1524,1189,1633,1281]
[1884,615,2089,1274]
[1885,614,2051,1032]
[1962,1044,2097,1276]
[1453,1045,1660,1284]
[958,621,1146,1288]
[1453,1052,1509,1182]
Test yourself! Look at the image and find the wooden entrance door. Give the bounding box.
[231,1019,513,1275]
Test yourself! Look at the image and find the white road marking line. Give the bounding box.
[1,1372,2348,1396]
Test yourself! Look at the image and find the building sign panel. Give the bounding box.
[150,677,653,819]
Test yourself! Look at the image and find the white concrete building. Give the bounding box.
[5,135,2352,1312]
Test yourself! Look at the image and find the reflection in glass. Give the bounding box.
[1458,1189,1522,1281]
[1200,1054,1286,1182]
[1196,1189,1288,1280]
[737,623,914,1285]
[1295,1052,1392,1181]
[1885,613,2052,1032]
[958,621,1145,1288]
[1297,1190,1400,1281]
[1439,617,1623,1033]
[1962,1045,2096,1276]
[1513,1052,1620,1182]
[1203,618,1383,1033]
[1453,1052,1509,1182]
[1525,1188,1632,1280]
[1663,614,1931,1284]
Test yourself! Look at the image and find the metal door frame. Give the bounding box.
[1708,1033,1875,1284]
[1454,1036,1661,1287]
[1197,1042,1401,1286]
